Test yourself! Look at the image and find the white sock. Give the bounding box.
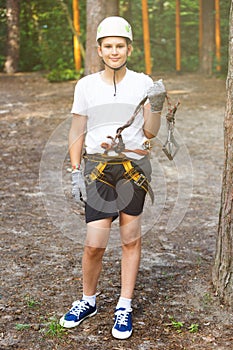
[82,293,96,307]
[116,297,132,310]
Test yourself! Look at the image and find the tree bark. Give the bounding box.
[4,0,20,74]
[105,1,119,17]
[199,0,215,75]
[212,1,233,306]
[85,0,119,75]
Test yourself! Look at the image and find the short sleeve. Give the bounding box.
[144,74,154,91]
[142,74,154,104]
[71,78,88,115]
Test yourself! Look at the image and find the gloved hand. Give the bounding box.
[72,169,87,203]
[147,79,167,113]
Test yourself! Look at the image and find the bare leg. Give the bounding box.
[82,217,112,296]
[119,213,142,299]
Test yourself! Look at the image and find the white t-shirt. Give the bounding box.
[71,68,153,159]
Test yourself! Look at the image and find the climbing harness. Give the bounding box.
[122,160,154,203]
[84,156,154,203]
[162,96,180,160]
[83,88,180,205]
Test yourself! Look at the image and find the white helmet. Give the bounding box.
[96,16,133,42]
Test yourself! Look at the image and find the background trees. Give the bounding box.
[4,0,20,73]
[0,0,231,78]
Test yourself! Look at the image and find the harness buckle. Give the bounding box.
[134,173,147,187]
[85,174,93,185]
[85,161,107,185]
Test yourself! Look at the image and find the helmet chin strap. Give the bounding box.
[102,59,127,96]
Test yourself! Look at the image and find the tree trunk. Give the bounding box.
[212,1,233,306]
[105,1,119,17]
[199,0,215,75]
[85,0,119,75]
[4,0,20,74]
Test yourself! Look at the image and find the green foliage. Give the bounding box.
[38,3,72,71]
[43,317,67,338]
[122,0,230,74]
[15,323,31,331]
[24,294,40,308]
[16,0,86,73]
[46,58,83,82]
[188,323,199,333]
[19,1,73,71]
[169,315,184,333]
[218,0,231,74]
[168,316,200,334]
[19,2,42,71]
[1,0,231,77]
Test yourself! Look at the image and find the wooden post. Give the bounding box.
[215,0,221,71]
[73,0,81,71]
[141,0,152,75]
[175,0,181,72]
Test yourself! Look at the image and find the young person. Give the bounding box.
[59,16,166,340]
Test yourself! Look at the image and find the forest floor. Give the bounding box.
[1,71,232,350]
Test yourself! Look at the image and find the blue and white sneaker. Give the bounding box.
[59,300,97,328]
[112,307,133,339]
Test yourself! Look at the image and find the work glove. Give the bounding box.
[147,79,167,113]
[72,169,87,203]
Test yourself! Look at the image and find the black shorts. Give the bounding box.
[84,156,152,223]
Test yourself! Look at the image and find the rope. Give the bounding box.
[100,92,180,160]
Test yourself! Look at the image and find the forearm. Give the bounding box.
[69,136,84,167]
[144,79,166,138]
[143,105,161,139]
[69,114,87,167]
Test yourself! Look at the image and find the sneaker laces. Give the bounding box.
[115,308,132,326]
[69,300,89,318]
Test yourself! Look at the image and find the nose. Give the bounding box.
[112,46,118,55]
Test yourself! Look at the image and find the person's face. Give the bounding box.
[98,37,132,69]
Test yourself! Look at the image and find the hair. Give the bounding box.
[97,37,132,47]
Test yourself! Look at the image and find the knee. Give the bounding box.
[122,237,141,251]
[84,246,105,260]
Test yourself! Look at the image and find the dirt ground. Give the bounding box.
[1,71,232,350]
